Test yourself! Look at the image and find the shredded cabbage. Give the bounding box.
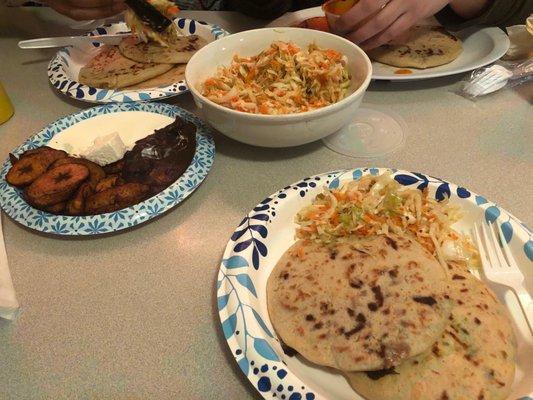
[295,173,479,269]
[201,41,351,115]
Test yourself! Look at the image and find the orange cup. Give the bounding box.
[323,0,378,33]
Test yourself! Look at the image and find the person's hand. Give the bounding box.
[45,0,127,21]
[333,0,450,50]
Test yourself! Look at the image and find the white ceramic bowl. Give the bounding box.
[185,27,372,148]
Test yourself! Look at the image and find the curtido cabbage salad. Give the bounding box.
[295,173,479,268]
[201,41,351,115]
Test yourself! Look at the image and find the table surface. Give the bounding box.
[0,7,532,400]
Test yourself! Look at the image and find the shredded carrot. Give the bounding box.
[334,192,347,201]
[166,5,179,15]
[331,212,340,226]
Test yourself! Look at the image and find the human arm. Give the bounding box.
[334,0,531,50]
[436,0,533,30]
[44,0,126,21]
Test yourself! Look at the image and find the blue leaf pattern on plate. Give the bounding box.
[251,214,269,221]
[252,309,273,338]
[524,241,533,262]
[394,174,419,186]
[476,195,488,205]
[231,227,247,242]
[435,183,451,201]
[238,357,250,376]
[252,247,260,270]
[222,256,248,269]
[217,294,230,310]
[328,177,340,189]
[485,206,500,224]
[457,187,471,198]
[138,92,151,101]
[235,274,257,297]
[222,313,237,339]
[500,221,513,243]
[255,239,268,257]
[417,180,428,191]
[234,239,253,252]
[253,338,279,361]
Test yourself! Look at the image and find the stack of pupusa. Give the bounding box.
[78,34,207,90]
[267,234,517,399]
[78,0,207,90]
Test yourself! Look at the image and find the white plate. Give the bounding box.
[217,167,533,400]
[0,102,215,235]
[47,19,229,103]
[266,7,510,81]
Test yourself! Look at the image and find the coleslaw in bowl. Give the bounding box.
[201,41,351,115]
[185,27,372,147]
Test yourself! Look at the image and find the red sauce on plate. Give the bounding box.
[394,69,413,75]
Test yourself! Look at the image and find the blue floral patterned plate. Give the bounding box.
[0,102,215,235]
[48,19,229,103]
[217,167,533,400]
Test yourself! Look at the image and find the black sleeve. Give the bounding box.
[226,0,294,19]
[436,0,533,31]
[226,0,323,20]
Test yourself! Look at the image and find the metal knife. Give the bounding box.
[18,33,132,49]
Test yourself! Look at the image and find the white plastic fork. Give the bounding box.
[463,65,513,97]
[474,222,533,335]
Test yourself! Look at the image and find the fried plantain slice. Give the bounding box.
[25,163,89,208]
[94,174,124,192]
[51,156,106,189]
[44,201,67,214]
[103,159,124,175]
[65,182,93,216]
[85,183,149,214]
[114,183,150,208]
[6,147,68,187]
[7,156,51,187]
[19,146,66,160]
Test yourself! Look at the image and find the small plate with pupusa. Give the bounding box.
[217,167,532,400]
[48,18,229,103]
[266,5,510,81]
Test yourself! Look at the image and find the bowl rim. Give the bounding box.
[185,27,372,122]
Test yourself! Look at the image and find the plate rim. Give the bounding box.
[47,18,230,104]
[0,102,215,236]
[266,7,510,81]
[217,166,532,400]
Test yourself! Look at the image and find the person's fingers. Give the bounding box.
[360,11,415,50]
[47,0,125,20]
[334,0,388,34]
[344,0,408,44]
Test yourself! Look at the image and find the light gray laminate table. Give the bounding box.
[0,7,532,400]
